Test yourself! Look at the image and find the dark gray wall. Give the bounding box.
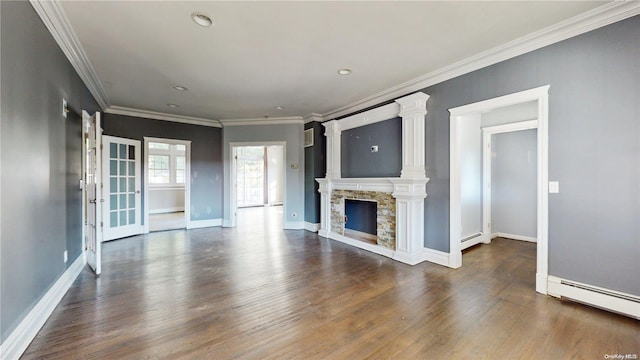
[102,114,223,221]
[304,121,326,223]
[338,15,639,295]
[0,1,100,342]
[345,200,377,235]
[491,129,537,238]
[341,118,402,178]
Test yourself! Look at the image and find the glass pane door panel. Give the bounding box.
[103,136,141,239]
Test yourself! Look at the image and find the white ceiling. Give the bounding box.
[58,1,609,122]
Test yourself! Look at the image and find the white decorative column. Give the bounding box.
[396,93,430,179]
[317,178,330,237]
[323,120,341,179]
[317,120,341,238]
[391,179,429,265]
[393,92,430,264]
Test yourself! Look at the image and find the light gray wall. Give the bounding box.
[1,1,100,341]
[149,188,185,213]
[459,114,483,239]
[266,145,284,204]
[223,124,304,226]
[336,15,640,295]
[341,118,402,178]
[102,114,224,221]
[491,129,537,238]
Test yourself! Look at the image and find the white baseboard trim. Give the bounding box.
[547,276,640,319]
[422,247,454,268]
[323,231,457,267]
[536,273,548,295]
[284,221,304,230]
[222,219,233,227]
[187,218,222,229]
[0,254,86,360]
[304,222,320,232]
[149,207,184,215]
[492,232,537,243]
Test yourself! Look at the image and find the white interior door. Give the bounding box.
[83,111,102,275]
[102,135,143,241]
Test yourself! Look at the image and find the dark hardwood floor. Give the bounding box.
[22,209,639,359]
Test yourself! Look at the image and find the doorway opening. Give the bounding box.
[230,142,285,228]
[449,85,549,294]
[483,123,538,246]
[143,137,191,232]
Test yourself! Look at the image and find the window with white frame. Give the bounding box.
[147,142,186,186]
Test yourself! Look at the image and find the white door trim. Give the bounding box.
[229,141,286,228]
[449,85,550,294]
[82,110,102,275]
[481,120,538,246]
[143,137,192,232]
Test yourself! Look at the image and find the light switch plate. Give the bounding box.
[549,181,559,193]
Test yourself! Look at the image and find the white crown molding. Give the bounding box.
[219,117,304,127]
[304,113,324,123]
[321,1,640,121]
[29,0,110,110]
[106,106,221,128]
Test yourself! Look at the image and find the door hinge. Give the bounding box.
[100,221,104,228]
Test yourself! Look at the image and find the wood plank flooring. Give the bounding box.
[22,210,639,359]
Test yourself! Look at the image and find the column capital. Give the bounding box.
[395,92,429,117]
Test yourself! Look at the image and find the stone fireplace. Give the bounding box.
[332,190,395,249]
[316,92,431,265]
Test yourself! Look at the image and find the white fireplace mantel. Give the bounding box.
[316,92,432,265]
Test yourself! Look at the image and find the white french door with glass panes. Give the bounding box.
[102,136,143,240]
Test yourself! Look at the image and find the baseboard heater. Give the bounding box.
[461,232,482,242]
[547,276,640,319]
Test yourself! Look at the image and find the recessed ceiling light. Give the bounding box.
[173,85,188,91]
[167,103,179,108]
[275,106,284,110]
[191,12,213,27]
[337,68,352,75]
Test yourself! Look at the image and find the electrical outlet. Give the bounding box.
[292,212,297,218]
[63,250,68,263]
[371,145,379,153]
[549,181,560,194]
